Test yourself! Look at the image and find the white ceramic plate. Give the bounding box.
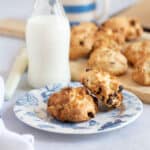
[14,82,143,135]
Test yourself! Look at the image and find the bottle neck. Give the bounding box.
[33,0,66,17]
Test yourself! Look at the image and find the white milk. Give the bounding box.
[26,15,70,88]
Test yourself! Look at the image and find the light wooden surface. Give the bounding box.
[118,0,150,28]
[117,67,150,104]
[0,0,149,39]
[70,57,150,104]
[0,19,25,39]
[70,32,150,104]
[0,19,150,103]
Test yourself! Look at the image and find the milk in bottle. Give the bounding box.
[26,0,70,88]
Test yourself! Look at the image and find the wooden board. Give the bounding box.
[0,19,25,39]
[0,19,150,103]
[117,0,150,28]
[118,68,150,104]
[70,59,150,104]
[0,18,149,39]
[70,30,150,104]
[71,32,150,93]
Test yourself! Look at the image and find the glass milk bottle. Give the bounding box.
[26,0,71,88]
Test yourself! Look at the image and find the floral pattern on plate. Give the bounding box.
[14,82,143,135]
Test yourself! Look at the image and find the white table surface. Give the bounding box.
[1,0,150,150]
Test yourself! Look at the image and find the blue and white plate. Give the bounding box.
[14,82,143,135]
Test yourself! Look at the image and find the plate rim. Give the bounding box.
[14,86,143,135]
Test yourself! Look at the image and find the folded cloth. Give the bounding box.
[0,76,34,150]
[0,120,34,150]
